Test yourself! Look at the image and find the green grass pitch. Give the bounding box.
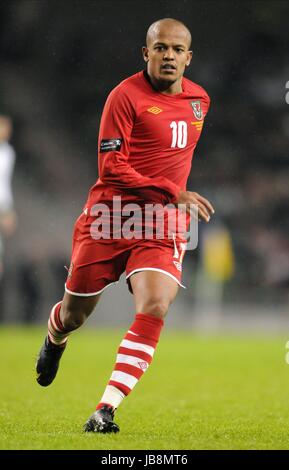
[0,326,289,450]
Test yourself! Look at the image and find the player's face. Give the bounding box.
[143,24,192,86]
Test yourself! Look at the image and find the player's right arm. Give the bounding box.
[98,86,181,205]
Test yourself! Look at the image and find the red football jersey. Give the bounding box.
[85,70,210,210]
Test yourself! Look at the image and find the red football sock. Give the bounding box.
[47,301,70,346]
[97,313,164,410]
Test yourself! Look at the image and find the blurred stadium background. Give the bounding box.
[0,0,288,332]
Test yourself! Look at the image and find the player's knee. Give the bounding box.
[140,298,169,319]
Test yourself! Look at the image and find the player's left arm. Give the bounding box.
[179,91,214,222]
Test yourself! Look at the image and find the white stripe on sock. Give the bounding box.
[48,315,61,334]
[110,370,138,390]
[99,385,125,409]
[120,339,155,356]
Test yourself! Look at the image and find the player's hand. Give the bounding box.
[175,190,215,222]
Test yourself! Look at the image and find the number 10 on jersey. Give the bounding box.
[170,121,188,149]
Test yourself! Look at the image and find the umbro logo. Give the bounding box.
[147,106,163,115]
[138,361,148,370]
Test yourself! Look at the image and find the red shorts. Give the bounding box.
[65,212,187,296]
